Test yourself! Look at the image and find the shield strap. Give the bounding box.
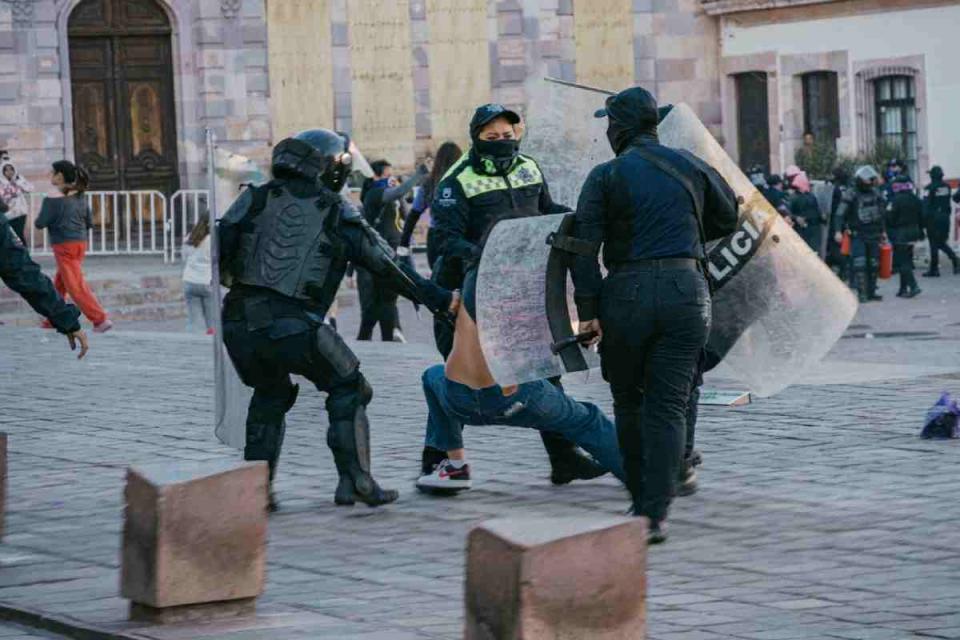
[544,214,598,372]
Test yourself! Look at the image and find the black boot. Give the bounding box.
[953,258,960,275]
[245,385,297,513]
[923,269,940,277]
[854,269,869,303]
[542,432,607,485]
[905,270,922,298]
[327,409,398,507]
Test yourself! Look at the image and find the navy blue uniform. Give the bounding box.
[571,131,737,525]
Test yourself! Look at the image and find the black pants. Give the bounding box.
[893,243,917,293]
[851,237,880,298]
[928,234,957,273]
[599,264,710,522]
[8,217,26,245]
[356,267,398,341]
[222,309,367,481]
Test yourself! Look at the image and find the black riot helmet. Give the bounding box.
[271,128,353,192]
[593,86,659,155]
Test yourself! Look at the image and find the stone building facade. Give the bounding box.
[2,0,954,196]
[0,0,270,192]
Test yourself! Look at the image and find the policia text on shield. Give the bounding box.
[571,86,739,543]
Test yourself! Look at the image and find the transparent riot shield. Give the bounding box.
[476,214,600,386]
[208,133,264,450]
[659,104,858,396]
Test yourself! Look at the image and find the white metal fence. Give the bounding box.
[25,191,169,260]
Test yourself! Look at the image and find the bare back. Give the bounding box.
[444,308,498,389]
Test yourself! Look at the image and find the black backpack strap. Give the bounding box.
[630,147,707,251]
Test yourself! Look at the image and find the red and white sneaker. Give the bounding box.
[93,319,113,333]
[416,459,471,491]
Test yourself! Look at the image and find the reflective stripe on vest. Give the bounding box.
[456,156,544,199]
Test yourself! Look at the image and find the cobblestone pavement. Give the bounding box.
[0,622,65,639]
[0,275,958,639]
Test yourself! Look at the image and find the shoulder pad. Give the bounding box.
[220,188,255,224]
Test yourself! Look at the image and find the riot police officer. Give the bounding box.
[424,103,606,486]
[922,165,959,277]
[886,174,925,298]
[835,165,886,302]
[218,129,456,510]
[571,87,738,543]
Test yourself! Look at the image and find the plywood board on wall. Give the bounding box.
[573,0,635,91]
[425,0,490,149]
[348,0,416,167]
[267,0,334,141]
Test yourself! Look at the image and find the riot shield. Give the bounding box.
[658,104,858,396]
[208,134,264,450]
[478,83,857,396]
[476,213,600,385]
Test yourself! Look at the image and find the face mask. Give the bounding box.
[474,138,519,174]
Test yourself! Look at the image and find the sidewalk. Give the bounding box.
[0,276,958,639]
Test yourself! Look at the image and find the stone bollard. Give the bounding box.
[121,460,268,624]
[465,516,647,640]
[0,433,6,541]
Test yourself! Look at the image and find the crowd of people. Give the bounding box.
[750,157,959,303]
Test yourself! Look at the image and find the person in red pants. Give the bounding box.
[34,160,112,333]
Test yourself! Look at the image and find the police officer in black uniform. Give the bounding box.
[922,165,959,277]
[835,165,885,302]
[424,103,606,486]
[570,87,738,543]
[218,129,456,510]
[0,214,89,358]
[886,174,925,298]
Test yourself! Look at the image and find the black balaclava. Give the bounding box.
[595,86,659,155]
[473,138,520,175]
[929,166,944,183]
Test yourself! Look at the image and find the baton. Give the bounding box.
[550,331,599,355]
[544,76,615,96]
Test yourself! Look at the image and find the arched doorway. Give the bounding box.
[68,0,179,194]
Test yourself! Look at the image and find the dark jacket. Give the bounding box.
[571,137,738,320]
[362,172,423,249]
[789,192,824,225]
[924,180,953,239]
[886,190,925,245]
[430,150,568,272]
[0,216,80,333]
[35,194,92,245]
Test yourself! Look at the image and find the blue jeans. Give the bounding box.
[421,365,625,480]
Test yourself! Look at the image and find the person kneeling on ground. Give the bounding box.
[416,270,625,500]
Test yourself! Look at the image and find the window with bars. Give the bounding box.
[874,75,917,179]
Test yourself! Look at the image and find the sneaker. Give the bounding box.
[93,319,113,333]
[416,459,471,491]
[648,520,668,545]
[393,328,407,344]
[205,327,215,336]
[677,464,698,497]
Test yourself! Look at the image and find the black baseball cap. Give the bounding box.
[470,103,521,139]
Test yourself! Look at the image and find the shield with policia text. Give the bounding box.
[476,97,857,397]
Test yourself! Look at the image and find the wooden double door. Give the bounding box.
[69,0,179,195]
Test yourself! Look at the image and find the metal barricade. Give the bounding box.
[168,189,210,261]
[25,191,169,261]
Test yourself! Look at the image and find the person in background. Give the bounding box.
[835,165,886,303]
[886,174,924,298]
[34,160,112,333]
[0,159,33,245]
[763,174,790,218]
[827,166,851,278]
[787,169,825,252]
[356,159,426,342]
[0,214,88,358]
[922,165,959,277]
[182,217,215,334]
[398,141,463,269]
